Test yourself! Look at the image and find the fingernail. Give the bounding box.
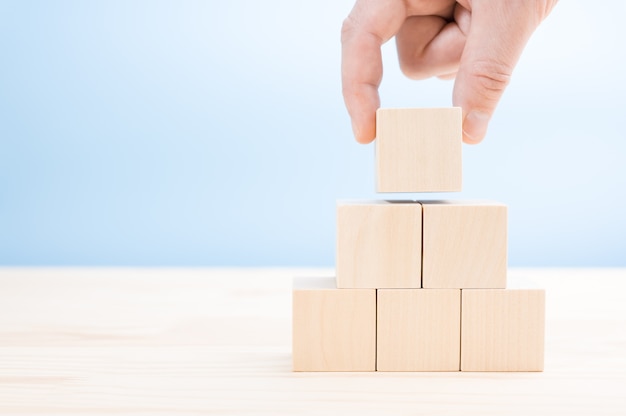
[463,111,490,143]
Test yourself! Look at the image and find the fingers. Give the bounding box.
[342,0,553,145]
[453,0,540,144]
[395,16,465,80]
[341,0,406,143]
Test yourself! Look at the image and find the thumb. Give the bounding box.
[453,1,540,144]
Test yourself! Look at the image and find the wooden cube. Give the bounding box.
[461,288,545,371]
[377,289,461,371]
[422,201,507,288]
[336,200,422,289]
[376,108,462,193]
[292,277,376,371]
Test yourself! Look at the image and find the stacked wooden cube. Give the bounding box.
[292,108,545,372]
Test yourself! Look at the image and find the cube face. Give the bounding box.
[376,108,462,193]
[336,201,422,289]
[292,277,376,371]
[461,289,545,372]
[422,201,507,288]
[377,289,461,371]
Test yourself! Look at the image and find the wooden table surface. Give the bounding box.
[1,268,625,415]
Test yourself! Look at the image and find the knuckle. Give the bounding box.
[399,62,430,80]
[341,83,355,100]
[467,60,512,93]
[398,52,431,80]
[341,16,357,43]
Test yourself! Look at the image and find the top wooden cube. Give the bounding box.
[376,108,462,193]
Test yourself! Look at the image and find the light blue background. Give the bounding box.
[1,1,625,266]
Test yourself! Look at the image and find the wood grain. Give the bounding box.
[461,288,545,371]
[292,277,376,371]
[336,200,422,288]
[0,268,625,415]
[377,289,461,371]
[376,107,462,192]
[422,200,507,288]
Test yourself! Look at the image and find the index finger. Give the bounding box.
[341,0,406,144]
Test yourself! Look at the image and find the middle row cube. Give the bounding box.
[336,200,507,289]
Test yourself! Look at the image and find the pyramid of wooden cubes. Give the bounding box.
[292,108,545,372]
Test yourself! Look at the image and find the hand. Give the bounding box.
[341,0,557,144]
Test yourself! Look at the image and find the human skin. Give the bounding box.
[341,0,558,144]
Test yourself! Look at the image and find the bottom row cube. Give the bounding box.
[292,277,376,371]
[461,288,545,371]
[292,277,545,372]
[377,289,460,371]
